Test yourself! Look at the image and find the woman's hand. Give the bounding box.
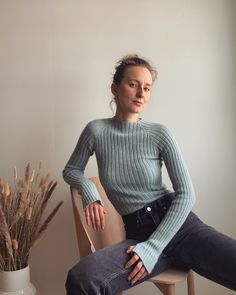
[125,245,148,285]
[84,201,106,230]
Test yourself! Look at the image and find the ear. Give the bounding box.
[111,83,118,97]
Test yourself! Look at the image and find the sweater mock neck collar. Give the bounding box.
[110,116,143,132]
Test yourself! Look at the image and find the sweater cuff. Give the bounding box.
[133,242,162,274]
[79,180,102,208]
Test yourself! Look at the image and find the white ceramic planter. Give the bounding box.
[0,265,36,295]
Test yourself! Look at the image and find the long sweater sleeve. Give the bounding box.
[63,122,102,208]
[132,124,195,273]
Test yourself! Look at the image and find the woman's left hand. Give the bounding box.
[125,245,148,285]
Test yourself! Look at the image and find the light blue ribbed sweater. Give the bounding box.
[63,117,195,273]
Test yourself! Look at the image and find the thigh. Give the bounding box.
[67,239,175,295]
[165,212,236,291]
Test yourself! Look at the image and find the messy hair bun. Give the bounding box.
[112,54,157,85]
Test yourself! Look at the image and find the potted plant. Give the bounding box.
[0,161,63,294]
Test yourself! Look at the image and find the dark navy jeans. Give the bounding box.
[66,193,236,294]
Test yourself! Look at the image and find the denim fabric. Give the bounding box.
[122,193,174,242]
[66,193,236,294]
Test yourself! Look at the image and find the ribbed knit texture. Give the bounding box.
[63,117,195,273]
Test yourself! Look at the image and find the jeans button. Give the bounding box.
[146,206,152,212]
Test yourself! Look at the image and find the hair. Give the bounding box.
[112,54,157,85]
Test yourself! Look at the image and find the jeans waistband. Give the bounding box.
[122,192,174,224]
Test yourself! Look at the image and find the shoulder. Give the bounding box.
[83,118,112,136]
[140,121,178,153]
[141,121,173,138]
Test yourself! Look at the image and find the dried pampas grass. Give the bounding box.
[0,161,63,271]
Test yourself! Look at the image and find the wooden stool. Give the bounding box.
[149,268,195,295]
[70,177,195,295]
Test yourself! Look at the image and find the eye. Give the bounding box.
[144,87,150,92]
[129,82,138,88]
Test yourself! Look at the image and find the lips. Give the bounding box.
[133,101,143,106]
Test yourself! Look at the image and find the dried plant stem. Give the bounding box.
[0,162,63,271]
[33,201,63,248]
[0,204,15,269]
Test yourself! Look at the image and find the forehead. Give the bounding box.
[123,66,153,84]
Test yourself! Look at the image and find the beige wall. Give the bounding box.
[0,1,236,294]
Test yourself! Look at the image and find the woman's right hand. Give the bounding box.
[84,201,106,230]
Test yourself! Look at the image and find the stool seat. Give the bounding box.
[149,269,195,295]
[149,269,189,284]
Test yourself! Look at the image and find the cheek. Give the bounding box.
[123,87,134,97]
[118,91,134,104]
[144,94,151,103]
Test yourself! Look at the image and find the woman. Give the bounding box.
[63,54,236,294]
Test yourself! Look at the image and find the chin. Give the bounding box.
[130,109,140,114]
[134,107,144,113]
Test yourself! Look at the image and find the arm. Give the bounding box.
[132,124,195,274]
[62,122,102,208]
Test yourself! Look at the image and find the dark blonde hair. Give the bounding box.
[112,54,157,85]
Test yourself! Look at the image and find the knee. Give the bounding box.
[66,261,89,291]
[66,265,81,288]
[66,265,81,295]
[65,257,102,295]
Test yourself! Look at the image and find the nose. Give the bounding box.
[136,86,144,98]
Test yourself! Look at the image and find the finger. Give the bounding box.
[139,270,148,281]
[131,267,147,285]
[125,253,139,269]
[94,206,101,230]
[84,208,91,226]
[89,207,96,230]
[131,267,145,284]
[98,206,105,230]
[128,260,143,281]
[126,245,135,254]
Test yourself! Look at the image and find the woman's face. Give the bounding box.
[112,66,153,117]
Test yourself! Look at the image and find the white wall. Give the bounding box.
[0,1,235,294]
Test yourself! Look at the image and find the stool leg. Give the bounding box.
[154,283,176,295]
[187,271,195,295]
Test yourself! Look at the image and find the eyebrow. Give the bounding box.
[128,79,152,87]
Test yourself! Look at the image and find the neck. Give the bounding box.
[114,112,140,123]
